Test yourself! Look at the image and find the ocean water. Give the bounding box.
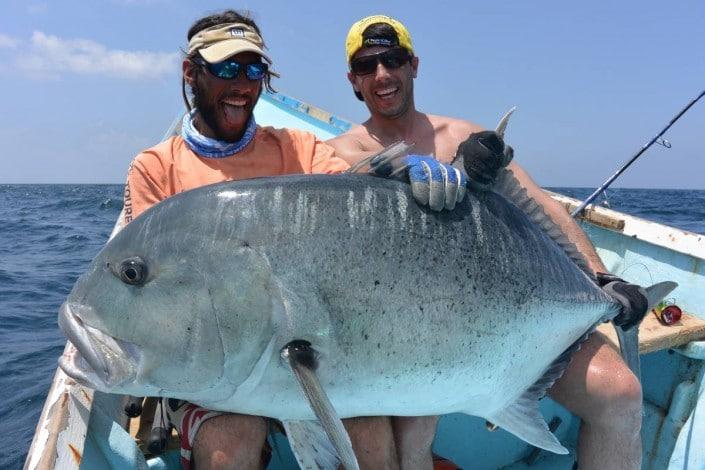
[1,184,704,469]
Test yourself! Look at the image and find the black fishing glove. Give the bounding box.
[456,130,514,189]
[597,272,649,331]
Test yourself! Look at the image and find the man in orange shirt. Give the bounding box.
[123,17,349,225]
[124,9,468,470]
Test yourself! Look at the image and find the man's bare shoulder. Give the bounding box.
[327,124,372,146]
[326,125,379,165]
[426,114,484,139]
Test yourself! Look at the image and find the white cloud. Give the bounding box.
[14,31,179,80]
[0,34,19,49]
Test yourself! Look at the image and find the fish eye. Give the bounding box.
[119,257,148,286]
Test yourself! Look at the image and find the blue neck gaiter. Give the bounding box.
[181,109,257,158]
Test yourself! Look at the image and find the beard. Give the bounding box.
[191,74,259,143]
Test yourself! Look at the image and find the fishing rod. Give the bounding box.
[571,88,705,218]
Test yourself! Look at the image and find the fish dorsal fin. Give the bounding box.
[493,169,596,282]
[495,106,517,139]
[457,107,593,280]
[484,327,595,454]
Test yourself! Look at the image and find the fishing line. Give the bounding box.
[572,88,705,217]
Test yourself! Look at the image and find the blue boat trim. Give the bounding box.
[261,91,352,136]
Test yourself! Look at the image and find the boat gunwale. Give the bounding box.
[548,191,705,261]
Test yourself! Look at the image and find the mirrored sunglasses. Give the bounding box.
[194,57,269,81]
[350,48,411,75]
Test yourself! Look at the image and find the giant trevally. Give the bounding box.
[58,117,675,469]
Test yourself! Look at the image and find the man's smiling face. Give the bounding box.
[187,51,263,142]
[348,46,418,119]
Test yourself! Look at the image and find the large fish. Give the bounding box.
[58,118,674,469]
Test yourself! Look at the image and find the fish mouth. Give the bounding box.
[58,302,138,390]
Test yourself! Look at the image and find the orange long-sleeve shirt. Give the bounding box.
[123,127,350,224]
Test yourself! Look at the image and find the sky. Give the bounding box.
[0,0,703,188]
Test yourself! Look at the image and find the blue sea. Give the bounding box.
[1,184,704,469]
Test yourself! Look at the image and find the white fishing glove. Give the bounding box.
[371,154,468,211]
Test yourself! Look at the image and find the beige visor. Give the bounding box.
[188,23,272,64]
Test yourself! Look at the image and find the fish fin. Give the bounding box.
[495,106,517,139]
[615,280,678,379]
[493,169,595,282]
[616,326,641,379]
[644,281,678,312]
[485,395,568,455]
[281,341,360,470]
[345,141,414,174]
[484,328,596,455]
[283,420,341,470]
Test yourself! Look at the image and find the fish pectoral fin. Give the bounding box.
[283,420,342,470]
[281,340,359,470]
[484,395,568,455]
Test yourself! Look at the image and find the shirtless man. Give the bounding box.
[328,15,646,470]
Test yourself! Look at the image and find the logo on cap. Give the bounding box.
[230,28,245,37]
[363,38,395,47]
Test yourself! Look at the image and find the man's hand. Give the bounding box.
[456,130,514,189]
[597,272,649,331]
[370,154,467,211]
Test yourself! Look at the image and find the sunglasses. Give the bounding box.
[350,48,411,75]
[193,57,269,81]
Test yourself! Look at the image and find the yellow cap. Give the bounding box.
[345,15,414,64]
[188,23,272,64]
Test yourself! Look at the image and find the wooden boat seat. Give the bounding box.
[598,310,705,354]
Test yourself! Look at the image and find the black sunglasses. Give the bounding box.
[193,57,269,81]
[350,48,411,75]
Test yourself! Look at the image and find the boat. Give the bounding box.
[24,91,705,469]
